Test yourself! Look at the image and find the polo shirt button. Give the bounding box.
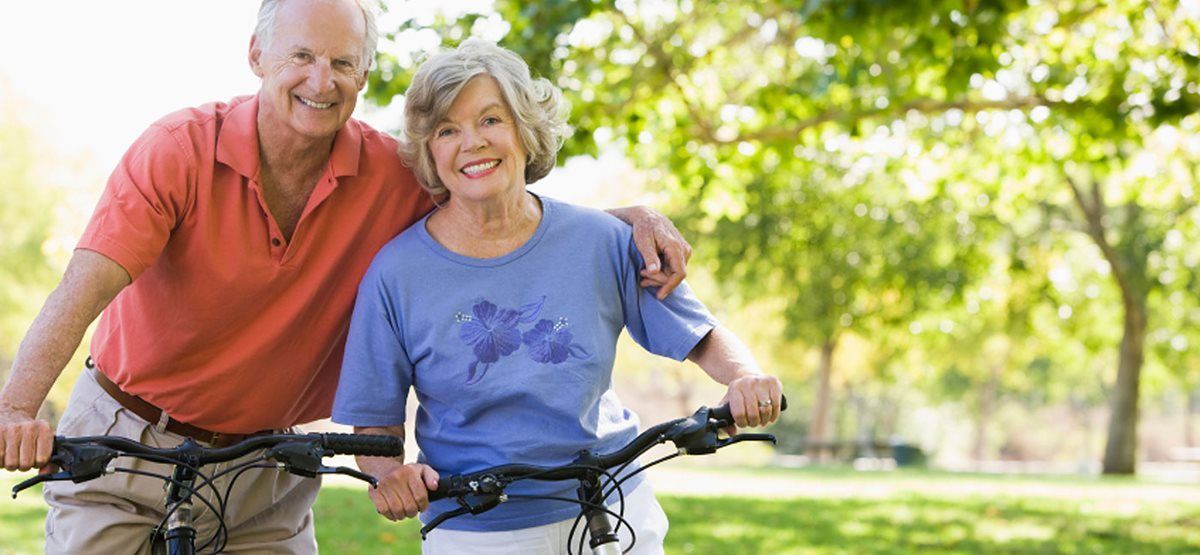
[271,238,281,247]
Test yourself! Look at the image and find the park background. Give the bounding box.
[1,0,1199,552]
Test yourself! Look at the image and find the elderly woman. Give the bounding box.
[331,39,783,554]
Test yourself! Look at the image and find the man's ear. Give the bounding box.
[248,35,265,78]
[357,69,370,91]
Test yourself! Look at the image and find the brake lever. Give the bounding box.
[12,471,69,498]
[419,490,505,539]
[317,465,379,487]
[12,442,123,498]
[420,506,471,539]
[714,433,777,450]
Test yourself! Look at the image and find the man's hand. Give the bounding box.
[0,410,54,472]
[368,462,439,521]
[607,205,693,299]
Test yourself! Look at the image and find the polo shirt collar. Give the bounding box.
[216,95,364,180]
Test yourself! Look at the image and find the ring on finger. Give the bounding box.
[757,399,773,409]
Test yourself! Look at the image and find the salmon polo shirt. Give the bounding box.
[79,95,432,433]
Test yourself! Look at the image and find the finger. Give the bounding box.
[755,384,777,426]
[19,425,37,470]
[423,466,440,491]
[35,422,53,467]
[408,470,430,512]
[633,229,662,276]
[4,428,18,470]
[375,484,403,521]
[771,381,783,423]
[400,490,421,519]
[653,245,688,299]
[640,277,666,289]
[655,267,687,300]
[727,388,749,429]
[746,394,763,428]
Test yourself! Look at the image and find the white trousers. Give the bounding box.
[422,481,668,555]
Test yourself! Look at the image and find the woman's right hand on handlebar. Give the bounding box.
[0,411,54,472]
[369,462,439,521]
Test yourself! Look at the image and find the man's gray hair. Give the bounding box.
[254,0,379,70]
[401,39,571,198]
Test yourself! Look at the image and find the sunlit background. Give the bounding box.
[3,2,1200,551]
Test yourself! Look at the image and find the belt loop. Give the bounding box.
[155,410,171,433]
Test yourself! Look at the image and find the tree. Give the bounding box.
[0,86,59,375]
[372,0,1200,473]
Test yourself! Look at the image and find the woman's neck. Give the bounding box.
[427,191,543,258]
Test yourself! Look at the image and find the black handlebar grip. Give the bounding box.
[710,394,789,424]
[320,433,404,457]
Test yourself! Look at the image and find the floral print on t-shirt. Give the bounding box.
[454,296,590,384]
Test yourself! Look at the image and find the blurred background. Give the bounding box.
[2,1,1199,553]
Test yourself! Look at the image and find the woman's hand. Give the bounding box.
[368,462,440,521]
[720,374,784,434]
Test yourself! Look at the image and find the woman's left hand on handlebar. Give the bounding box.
[369,462,440,521]
[720,374,784,432]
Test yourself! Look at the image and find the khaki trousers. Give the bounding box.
[43,369,320,554]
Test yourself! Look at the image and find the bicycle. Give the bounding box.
[421,397,788,555]
[11,432,403,554]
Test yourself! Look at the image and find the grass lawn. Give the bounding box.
[3,468,1198,554]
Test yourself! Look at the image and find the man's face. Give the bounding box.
[250,0,368,143]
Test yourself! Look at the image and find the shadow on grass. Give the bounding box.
[661,495,1200,554]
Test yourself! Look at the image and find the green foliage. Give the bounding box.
[367,1,1200,469]
[0,95,58,363]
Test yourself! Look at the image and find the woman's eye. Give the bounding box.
[483,116,501,125]
[436,128,455,138]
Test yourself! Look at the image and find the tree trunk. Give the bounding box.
[808,339,836,460]
[973,361,1001,466]
[1187,388,1198,448]
[1101,296,1148,474]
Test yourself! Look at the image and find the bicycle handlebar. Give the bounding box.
[11,432,403,497]
[427,395,788,503]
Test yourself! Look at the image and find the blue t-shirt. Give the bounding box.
[331,195,717,531]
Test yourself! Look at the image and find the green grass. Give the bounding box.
[3,470,1199,554]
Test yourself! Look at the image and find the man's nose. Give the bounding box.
[306,60,335,92]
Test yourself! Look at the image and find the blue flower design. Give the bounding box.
[455,297,547,385]
[458,300,521,384]
[523,318,590,364]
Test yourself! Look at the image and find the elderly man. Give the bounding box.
[0,0,690,552]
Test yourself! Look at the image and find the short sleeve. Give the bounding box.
[332,261,415,427]
[618,233,718,361]
[76,124,194,280]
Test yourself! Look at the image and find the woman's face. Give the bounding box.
[429,75,528,203]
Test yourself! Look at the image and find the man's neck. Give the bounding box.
[256,116,335,179]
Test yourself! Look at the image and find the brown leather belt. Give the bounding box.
[87,357,269,448]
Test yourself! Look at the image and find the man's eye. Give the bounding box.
[292,52,313,62]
